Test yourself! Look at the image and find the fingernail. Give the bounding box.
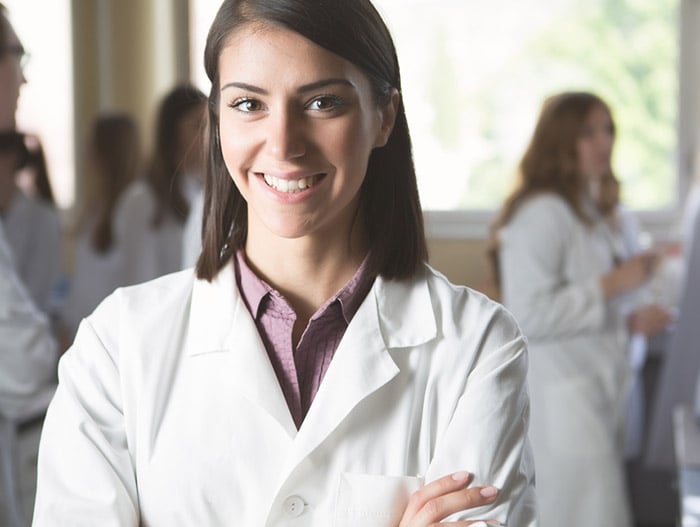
[480,485,499,498]
[451,471,470,481]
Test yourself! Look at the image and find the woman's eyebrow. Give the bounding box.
[221,78,355,94]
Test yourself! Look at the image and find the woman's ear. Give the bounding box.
[374,88,400,148]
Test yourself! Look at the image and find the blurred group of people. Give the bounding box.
[3,82,208,351]
[58,84,207,344]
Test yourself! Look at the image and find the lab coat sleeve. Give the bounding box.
[33,294,139,527]
[425,304,536,525]
[498,195,606,340]
[0,226,56,420]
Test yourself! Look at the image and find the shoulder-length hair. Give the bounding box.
[146,83,206,227]
[487,91,620,293]
[196,0,427,282]
[493,91,619,232]
[81,113,142,253]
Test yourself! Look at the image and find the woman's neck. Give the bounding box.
[244,227,368,325]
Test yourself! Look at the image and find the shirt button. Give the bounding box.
[283,495,306,517]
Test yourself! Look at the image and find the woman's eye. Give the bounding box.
[230,98,263,113]
[307,95,343,112]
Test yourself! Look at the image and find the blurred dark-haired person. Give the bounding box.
[114,83,206,286]
[0,4,57,527]
[58,114,142,343]
[0,4,62,315]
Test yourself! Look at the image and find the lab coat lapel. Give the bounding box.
[184,263,297,438]
[289,270,437,464]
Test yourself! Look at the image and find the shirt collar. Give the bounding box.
[235,250,274,319]
[234,250,374,324]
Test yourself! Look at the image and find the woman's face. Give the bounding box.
[0,19,25,130]
[217,23,396,245]
[576,104,614,182]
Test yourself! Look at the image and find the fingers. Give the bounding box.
[399,471,500,527]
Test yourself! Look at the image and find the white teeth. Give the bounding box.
[263,174,317,193]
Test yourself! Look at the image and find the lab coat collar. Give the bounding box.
[185,261,297,436]
[183,262,439,443]
[288,266,438,463]
[184,263,438,356]
[374,265,438,349]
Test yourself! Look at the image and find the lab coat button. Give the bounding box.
[283,495,306,517]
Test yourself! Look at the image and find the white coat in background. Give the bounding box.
[33,263,536,526]
[3,191,62,314]
[115,177,200,286]
[499,193,632,527]
[0,219,56,527]
[0,218,56,420]
[58,228,125,340]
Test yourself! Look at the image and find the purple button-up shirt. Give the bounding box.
[234,251,374,428]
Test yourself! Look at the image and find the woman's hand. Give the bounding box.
[628,303,673,337]
[398,471,503,527]
[601,251,659,299]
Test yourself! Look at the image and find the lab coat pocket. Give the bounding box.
[333,473,424,527]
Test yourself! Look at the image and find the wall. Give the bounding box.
[71,0,190,211]
[428,237,498,299]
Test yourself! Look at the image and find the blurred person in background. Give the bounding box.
[0,4,57,526]
[0,131,63,316]
[0,1,62,317]
[58,113,142,344]
[491,91,671,526]
[115,83,206,285]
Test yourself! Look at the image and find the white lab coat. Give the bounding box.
[59,229,125,340]
[0,219,56,420]
[114,177,200,286]
[3,191,63,313]
[33,263,536,526]
[0,220,56,527]
[498,193,632,527]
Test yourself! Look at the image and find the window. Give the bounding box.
[190,0,683,236]
[6,0,74,208]
[375,0,679,212]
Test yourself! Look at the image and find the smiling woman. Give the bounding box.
[33,2,536,525]
[215,24,394,268]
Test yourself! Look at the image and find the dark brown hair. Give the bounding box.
[81,113,141,253]
[146,83,206,227]
[196,0,427,282]
[24,139,55,205]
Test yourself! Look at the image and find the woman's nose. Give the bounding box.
[266,109,306,160]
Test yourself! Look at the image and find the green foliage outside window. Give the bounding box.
[456,0,679,210]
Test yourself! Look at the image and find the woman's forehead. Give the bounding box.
[218,23,361,86]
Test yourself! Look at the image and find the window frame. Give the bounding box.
[427,0,698,242]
